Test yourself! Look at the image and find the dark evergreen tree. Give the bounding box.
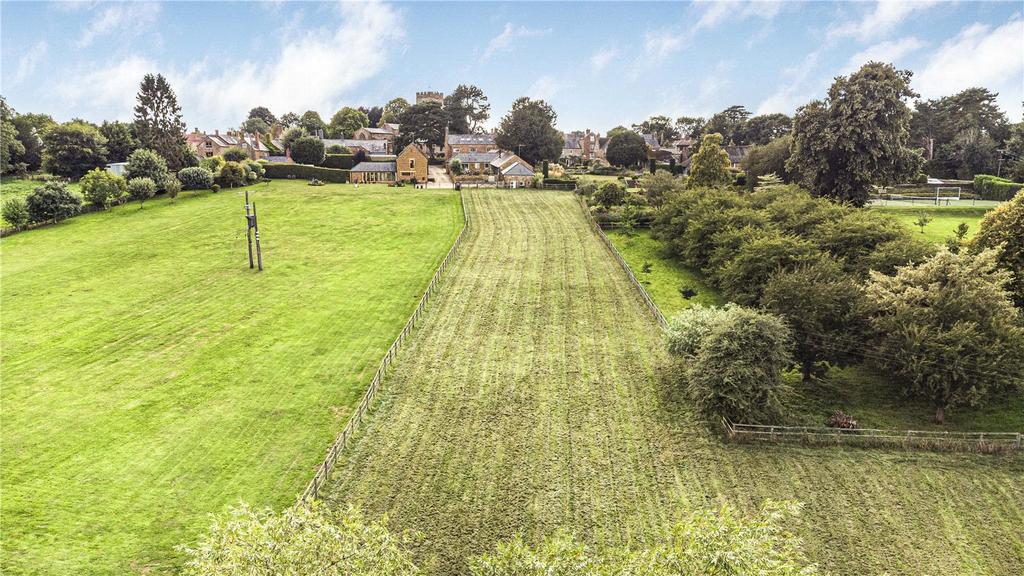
[132,73,189,171]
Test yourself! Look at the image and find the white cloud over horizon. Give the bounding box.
[54,0,405,129]
[77,2,161,48]
[828,0,941,42]
[482,22,551,60]
[843,37,926,73]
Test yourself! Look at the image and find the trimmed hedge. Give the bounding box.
[263,163,350,183]
[321,154,356,170]
[973,174,1022,201]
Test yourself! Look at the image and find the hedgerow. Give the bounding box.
[263,163,349,183]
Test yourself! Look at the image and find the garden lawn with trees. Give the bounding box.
[872,204,991,243]
[0,181,463,575]
[321,189,1024,576]
[0,178,81,226]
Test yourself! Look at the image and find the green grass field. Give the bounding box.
[605,229,722,315]
[0,181,462,575]
[872,204,992,243]
[0,177,82,227]
[323,190,1024,576]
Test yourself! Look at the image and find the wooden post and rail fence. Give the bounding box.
[299,190,470,503]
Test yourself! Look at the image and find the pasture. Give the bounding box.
[0,181,462,575]
[871,204,992,243]
[323,189,1024,576]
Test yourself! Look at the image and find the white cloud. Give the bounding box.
[693,0,783,33]
[482,22,551,60]
[643,30,685,62]
[77,2,162,48]
[56,0,405,128]
[589,47,619,71]
[843,37,926,73]
[14,41,48,85]
[828,0,940,42]
[915,18,1024,108]
[526,75,562,101]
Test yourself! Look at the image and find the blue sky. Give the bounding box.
[2,1,1022,132]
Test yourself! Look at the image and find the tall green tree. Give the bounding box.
[675,116,706,139]
[444,84,490,133]
[241,117,270,135]
[245,106,277,127]
[787,62,923,206]
[866,247,1024,424]
[361,106,383,128]
[494,97,563,165]
[0,97,25,174]
[742,134,793,187]
[687,133,732,188]
[394,101,447,155]
[133,73,189,171]
[298,110,327,136]
[43,121,108,179]
[278,111,300,127]
[604,131,647,167]
[972,193,1024,306]
[328,106,369,139]
[632,115,680,145]
[704,105,751,144]
[380,97,410,125]
[742,113,792,145]
[762,259,867,381]
[98,121,138,163]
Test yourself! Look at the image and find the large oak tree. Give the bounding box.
[494,97,563,165]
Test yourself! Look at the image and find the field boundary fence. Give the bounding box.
[722,418,1022,454]
[299,190,471,502]
[577,196,668,329]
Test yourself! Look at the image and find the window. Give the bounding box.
[409,159,415,168]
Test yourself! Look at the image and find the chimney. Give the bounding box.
[214,129,219,136]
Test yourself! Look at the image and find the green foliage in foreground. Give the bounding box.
[0,181,462,575]
[972,194,1024,306]
[470,501,817,576]
[180,503,419,576]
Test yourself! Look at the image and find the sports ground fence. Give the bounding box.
[300,190,470,502]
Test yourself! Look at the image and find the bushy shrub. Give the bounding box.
[448,158,463,176]
[666,304,734,358]
[679,305,794,423]
[79,167,127,209]
[575,182,597,197]
[217,161,248,188]
[211,184,221,193]
[290,136,326,166]
[41,121,108,179]
[594,182,625,208]
[973,174,1022,201]
[177,166,214,190]
[127,177,156,207]
[262,163,349,183]
[717,233,822,305]
[971,193,1024,306]
[125,148,169,184]
[326,144,351,154]
[222,146,249,162]
[2,196,30,227]
[200,156,225,175]
[163,175,181,201]
[245,160,265,182]
[26,181,83,222]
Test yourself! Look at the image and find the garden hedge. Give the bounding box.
[321,154,355,170]
[973,174,1022,201]
[263,163,350,183]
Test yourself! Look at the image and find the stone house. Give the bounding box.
[353,123,400,143]
[560,134,582,164]
[396,143,429,183]
[444,132,497,160]
[349,161,397,184]
[451,151,500,174]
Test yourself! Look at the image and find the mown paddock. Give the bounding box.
[323,188,1024,576]
[0,181,463,575]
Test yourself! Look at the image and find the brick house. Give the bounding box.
[187,129,270,160]
[444,132,497,160]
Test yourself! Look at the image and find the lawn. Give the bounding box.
[322,189,1023,576]
[0,180,463,575]
[604,229,722,315]
[0,177,82,227]
[871,204,993,244]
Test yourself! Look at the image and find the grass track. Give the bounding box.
[0,181,462,575]
[324,189,1024,575]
